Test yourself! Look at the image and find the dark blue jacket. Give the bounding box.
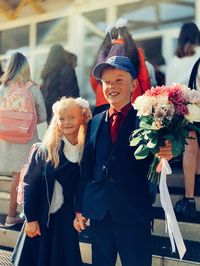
[24,142,79,228]
[76,107,152,225]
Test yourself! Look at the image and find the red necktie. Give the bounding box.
[111,112,122,143]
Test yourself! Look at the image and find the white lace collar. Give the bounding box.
[62,137,83,163]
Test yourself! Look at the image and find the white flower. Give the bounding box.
[185,104,200,122]
[76,97,90,109]
[156,95,169,105]
[184,89,200,104]
[133,95,156,116]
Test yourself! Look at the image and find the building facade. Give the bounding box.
[0,0,199,104]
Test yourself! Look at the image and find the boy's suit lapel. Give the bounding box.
[90,111,107,148]
[91,107,137,155]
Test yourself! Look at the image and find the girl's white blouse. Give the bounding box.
[49,137,83,214]
[62,137,83,163]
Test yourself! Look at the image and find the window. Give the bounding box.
[117,0,195,34]
[33,52,48,84]
[81,9,106,103]
[36,17,68,47]
[136,38,162,63]
[0,26,29,54]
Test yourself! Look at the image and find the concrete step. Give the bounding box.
[0,192,22,215]
[2,247,200,266]
[1,227,200,266]
[0,216,200,248]
[153,219,200,242]
[0,227,19,248]
[0,192,10,215]
[154,193,200,211]
[1,189,197,217]
[167,166,184,188]
[0,176,12,193]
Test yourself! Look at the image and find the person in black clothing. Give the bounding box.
[41,44,80,124]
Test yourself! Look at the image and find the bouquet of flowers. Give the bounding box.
[130,83,200,184]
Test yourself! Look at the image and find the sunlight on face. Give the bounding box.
[57,103,83,141]
[101,68,135,110]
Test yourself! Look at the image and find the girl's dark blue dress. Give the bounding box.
[12,143,83,266]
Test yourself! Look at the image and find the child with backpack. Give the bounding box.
[0,52,47,226]
[12,97,92,266]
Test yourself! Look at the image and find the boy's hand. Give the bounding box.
[156,141,173,173]
[156,141,173,161]
[73,213,87,233]
[25,221,41,238]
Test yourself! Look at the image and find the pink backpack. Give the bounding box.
[0,81,37,144]
[17,143,37,205]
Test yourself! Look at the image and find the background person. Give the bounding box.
[41,44,80,124]
[90,19,153,115]
[0,52,46,227]
[166,22,200,219]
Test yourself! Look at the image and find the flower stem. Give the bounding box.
[147,156,161,185]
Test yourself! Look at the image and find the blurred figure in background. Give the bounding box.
[41,44,80,124]
[166,22,200,219]
[90,18,154,115]
[151,56,166,86]
[0,52,46,226]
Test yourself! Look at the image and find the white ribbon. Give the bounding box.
[159,158,186,260]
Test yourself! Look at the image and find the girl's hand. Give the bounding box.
[25,221,41,238]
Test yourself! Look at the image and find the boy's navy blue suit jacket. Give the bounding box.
[76,106,152,225]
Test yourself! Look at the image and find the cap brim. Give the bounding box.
[92,62,112,80]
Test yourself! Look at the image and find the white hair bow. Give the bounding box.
[105,17,128,33]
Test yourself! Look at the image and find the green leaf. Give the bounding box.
[130,136,141,146]
[172,140,184,157]
[179,128,189,138]
[140,120,152,129]
[131,128,144,137]
[147,137,158,148]
[187,124,200,132]
[150,146,160,155]
[164,134,175,142]
[134,144,149,160]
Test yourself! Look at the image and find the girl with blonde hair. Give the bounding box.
[0,52,47,227]
[12,97,92,266]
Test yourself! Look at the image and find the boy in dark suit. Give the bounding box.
[74,56,172,266]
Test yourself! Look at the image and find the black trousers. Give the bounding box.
[90,213,152,266]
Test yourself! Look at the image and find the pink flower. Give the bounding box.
[145,86,168,97]
[175,104,189,116]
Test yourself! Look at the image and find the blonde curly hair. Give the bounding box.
[42,97,92,168]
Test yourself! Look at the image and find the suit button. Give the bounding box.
[102,165,108,175]
[108,177,114,183]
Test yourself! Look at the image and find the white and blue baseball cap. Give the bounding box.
[92,56,137,80]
